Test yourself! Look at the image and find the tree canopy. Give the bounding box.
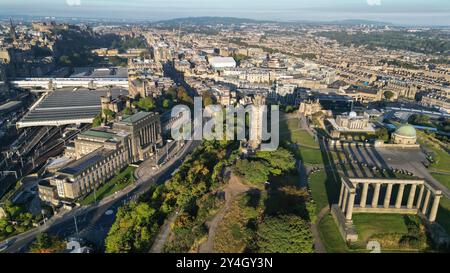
[256,215,313,253]
[105,202,159,253]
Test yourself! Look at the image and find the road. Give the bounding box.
[2,139,201,253]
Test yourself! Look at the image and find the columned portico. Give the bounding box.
[395,184,405,209]
[333,177,445,243]
[384,184,393,208]
[372,183,381,208]
[336,177,443,223]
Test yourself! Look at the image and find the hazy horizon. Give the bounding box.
[0,0,449,26]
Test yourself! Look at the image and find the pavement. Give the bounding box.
[1,139,201,253]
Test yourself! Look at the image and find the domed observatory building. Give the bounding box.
[392,124,417,145]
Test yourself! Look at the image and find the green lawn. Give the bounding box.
[318,214,349,253]
[431,173,450,189]
[79,166,136,205]
[437,197,450,235]
[308,172,329,213]
[417,131,450,173]
[308,171,339,214]
[298,148,324,165]
[280,117,319,148]
[352,214,409,246]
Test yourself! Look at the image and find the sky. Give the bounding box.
[0,0,449,26]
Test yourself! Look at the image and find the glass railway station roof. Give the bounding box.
[18,88,128,126]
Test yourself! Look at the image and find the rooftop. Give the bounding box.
[59,148,113,176]
[395,124,417,138]
[120,111,154,125]
[79,129,117,140]
[18,88,127,127]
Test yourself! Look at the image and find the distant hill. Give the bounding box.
[154,17,392,27]
[153,16,275,26]
[322,19,392,26]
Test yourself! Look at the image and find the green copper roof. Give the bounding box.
[395,124,416,138]
[120,111,152,124]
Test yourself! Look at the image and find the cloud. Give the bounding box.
[66,0,81,6]
[367,0,382,6]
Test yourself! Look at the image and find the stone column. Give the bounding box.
[360,183,369,208]
[421,189,431,215]
[429,195,441,222]
[395,184,405,209]
[346,192,356,221]
[416,184,425,209]
[338,183,345,207]
[384,184,393,208]
[407,184,417,209]
[341,187,349,213]
[144,125,149,144]
[372,183,381,208]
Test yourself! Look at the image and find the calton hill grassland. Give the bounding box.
[278,112,439,252]
[416,130,450,235]
[104,111,449,253]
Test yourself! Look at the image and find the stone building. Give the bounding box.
[327,112,375,139]
[113,111,162,162]
[336,112,369,129]
[333,177,443,242]
[299,99,322,117]
[38,128,131,204]
[43,147,129,201]
[100,89,123,119]
[392,124,417,145]
[421,91,450,113]
[248,94,266,150]
[38,112,161,205]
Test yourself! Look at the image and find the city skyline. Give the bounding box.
[0,0,449,26]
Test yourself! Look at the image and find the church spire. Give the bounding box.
[9,18,17,41]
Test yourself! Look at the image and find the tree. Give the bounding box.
[123,107,133,115]
[409,114,430,126]
[234,159,270,184]
[256,215,313,253]
[177,87,193,105]
[166,87,177,100]
[92,114,102,127]
[103,109,115,122]
[162,99,170,109]
[284,105,295,113]
[375,127,389,142]
[105,202,159,253]
[29,232,66,253]
[136,97,156,112]
[256,148,296,175]
[384,91,395,100]
[202,93,214,107]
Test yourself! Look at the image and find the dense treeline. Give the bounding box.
[233,148,296,184]
[105,141,240,253]
[0,201,41,240]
